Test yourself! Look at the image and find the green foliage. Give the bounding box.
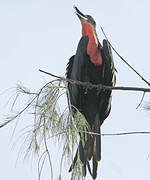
[0,78,89,180]
[71,159,85,180]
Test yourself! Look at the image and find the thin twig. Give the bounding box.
[136,92,146,109]
[86,131,150,136]
[100,26,150,87]
[43,118,53,180]
[0,81,53,128]
[0,95,38,128]
[39,69,65,80]
[38,151,47,180]
[102,131,150,136]
[46,129,150,137]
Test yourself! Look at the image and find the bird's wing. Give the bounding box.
[66,35,90,177]
[66,55,75,79]
[66,36,89,108]
[102,39,116,86]
[96,40,116,122]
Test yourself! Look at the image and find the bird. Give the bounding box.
[66,6,116,180]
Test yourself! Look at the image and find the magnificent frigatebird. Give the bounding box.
[66,6,116,179]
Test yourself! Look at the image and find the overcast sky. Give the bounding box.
[0,0,150,180]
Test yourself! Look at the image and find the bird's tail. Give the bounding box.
[69,119,101,180]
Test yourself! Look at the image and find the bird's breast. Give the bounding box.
[87,42,102,66]
[82,25,102,66]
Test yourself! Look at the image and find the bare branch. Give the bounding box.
[44,129,150,137]
[82,130,150,136]
[39,69,65,80]
[102,131,150,136]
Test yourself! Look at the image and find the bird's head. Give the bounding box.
[74,6,102,66]
[74,6,96,36]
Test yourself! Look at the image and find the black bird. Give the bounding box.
[66,6,116,179]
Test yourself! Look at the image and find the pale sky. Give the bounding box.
[0,0,150,180]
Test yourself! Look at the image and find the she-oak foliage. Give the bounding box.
[0,78,90,180]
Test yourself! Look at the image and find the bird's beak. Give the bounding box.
[74,6,88,23]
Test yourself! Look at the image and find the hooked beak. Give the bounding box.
[74,6,88,23]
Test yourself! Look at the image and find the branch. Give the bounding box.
[82,130,150,136]
[47,130,150,137]
[39,69,65,80]
[102,131,150,136]
[39,69,150,93]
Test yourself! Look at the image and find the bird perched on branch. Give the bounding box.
[66,6,116,179]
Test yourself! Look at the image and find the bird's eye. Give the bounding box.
[86,15,96,28]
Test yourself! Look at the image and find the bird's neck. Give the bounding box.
[82,23,102,66]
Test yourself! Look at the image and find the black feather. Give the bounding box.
[66,35,115,179]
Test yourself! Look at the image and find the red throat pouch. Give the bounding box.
[82,22,102,66]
